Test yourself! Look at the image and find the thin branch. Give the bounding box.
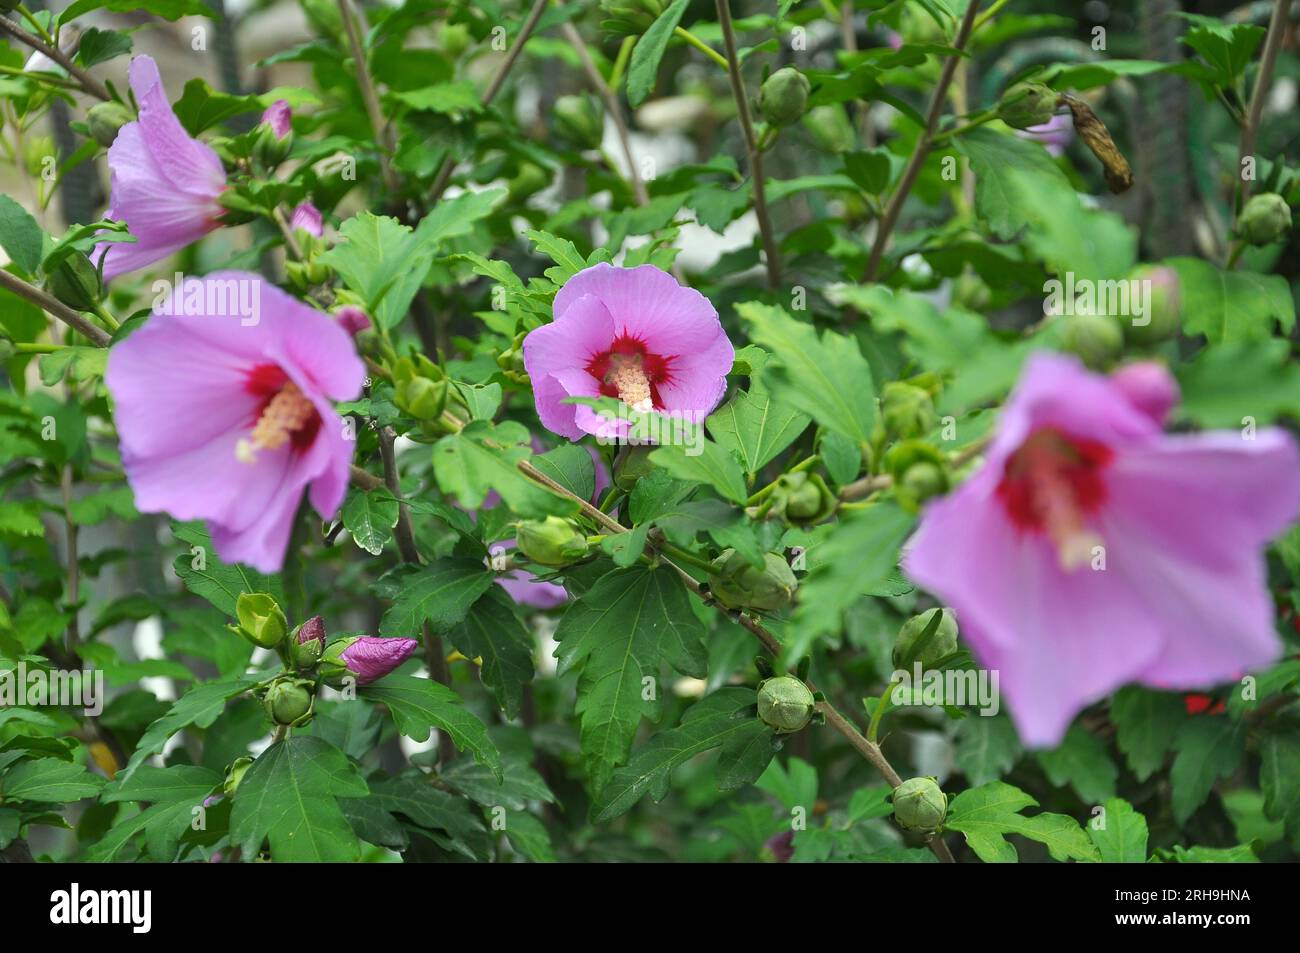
[862,0,982,282]
[427,0,550,206]
[336,0,398,192]
[0,268,113,347]
[715,0,781,290]
[1237,0,1290,209]
[560,21,649,206]
[0,14,110,101]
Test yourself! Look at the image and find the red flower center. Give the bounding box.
[585,335,674,410]
[996,427,1113,569]
[237,364,321,461]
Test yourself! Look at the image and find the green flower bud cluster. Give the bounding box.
[756,675,816,733]
[708,550,797,612]
[892,777,947,832]
[496,331,530,385]
[769,471,836,525]
[884,440,950,512]
[393,354,450,422]
[996,82,1057,130]
[758,68,810,128]
[515,516,590,567]
[554,94,605,151]
[1237,192,1292,246]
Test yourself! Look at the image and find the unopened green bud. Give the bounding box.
[1237,192,1292,246]
[1059,312,1123,370]
[263,677,314,726]
[554,94,605,151]
[756,675,815,733]
[996,82,1057,130]
[395,376,448,421]
[771,471,835,525]
[508,162,549,202]
[46,250,103,312]
[759,67,810,128]
[598,0,666,33]
[892,777,947,832]
[232,592,287,649]
[709,550,798,612]
[802,104,856,154]
[881,381,937,440]
[1124,265,1181,344]
[893,607,959,668]
[515,516,590,567]
[85,101,135,148]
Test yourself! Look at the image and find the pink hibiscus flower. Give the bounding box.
[93,56,228,281]
[904,354,1300,747]
[106,272,365,572]
[522,263,734,440]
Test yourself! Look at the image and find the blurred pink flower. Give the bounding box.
[904,353,1300,747]
[522,264,734,440]
[93,56,227,281]
[289,201,322,237]
[262,99,292,139]
[106,272,365,572]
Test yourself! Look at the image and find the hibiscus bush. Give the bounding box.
[0,0,1298,866]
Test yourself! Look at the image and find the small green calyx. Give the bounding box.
[892,777,947,832]
[262,675,315,727]
[759,67,811,128]
[46,250,104,312]
[893,607,959,669]
[771,471,836,525]
[515,516,590,567]
[230,592,288,649]
[996,82,1057,130]
[709,550,798,612]
[757,675,816,733]
[1237,192,1292,246]
[1124,265,1182,344]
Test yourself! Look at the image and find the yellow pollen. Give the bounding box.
[605,353,652,410]
[235,382,314,463]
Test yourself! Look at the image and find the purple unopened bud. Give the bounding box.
[262,99,292,140]
[763,830,795,863]
[297,615,326,647]
[335,305,372,336]
[334,636,419,685]
[289,201,323,237]
[1111,361,1179,426]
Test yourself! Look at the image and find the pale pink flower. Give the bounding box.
[261,99,292,139]
[93,56,227,281]
[904,353,1300,747]
[289,201,322,237]
[106,272,365,572]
